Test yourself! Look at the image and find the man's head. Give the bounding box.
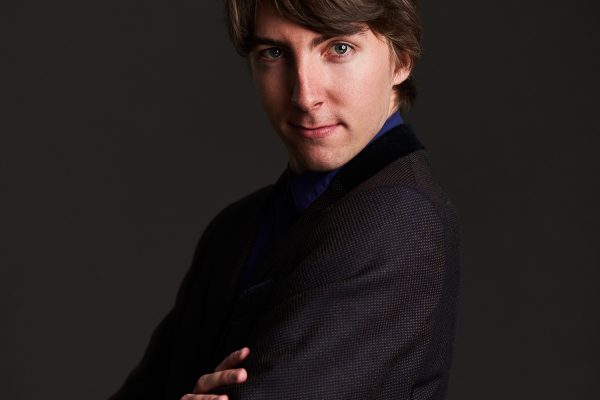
[224,0,422,173]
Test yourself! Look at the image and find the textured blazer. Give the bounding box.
[110,124,461,400]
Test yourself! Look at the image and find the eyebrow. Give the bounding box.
[249,36,290,49]
[250,31,366,50]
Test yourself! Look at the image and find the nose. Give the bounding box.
[290,57,324,112]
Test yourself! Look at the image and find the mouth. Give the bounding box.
[288,122,341,139]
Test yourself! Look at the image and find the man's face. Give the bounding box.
[249,4,410,174]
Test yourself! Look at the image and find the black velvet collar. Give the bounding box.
[334,123,425,194]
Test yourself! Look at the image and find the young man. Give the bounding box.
[111,1,460,399]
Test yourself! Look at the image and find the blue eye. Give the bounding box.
[263,47,283,59]
[332,43,350,55]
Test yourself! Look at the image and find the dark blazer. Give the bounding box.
[110,124,461,400]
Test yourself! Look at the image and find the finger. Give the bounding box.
[193,368,247,394]
[181,394,228,400]
[214,347,251,372]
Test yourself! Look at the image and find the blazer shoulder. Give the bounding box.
[347,149,459,231]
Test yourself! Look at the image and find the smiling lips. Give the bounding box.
[289,122,340,139]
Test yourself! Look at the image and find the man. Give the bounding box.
[111,0,460,399]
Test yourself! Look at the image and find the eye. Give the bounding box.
[260,47,284,59]
[330,43,352,56]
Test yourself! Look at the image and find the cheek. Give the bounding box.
[255,69,288,111]
[332,59,394,106]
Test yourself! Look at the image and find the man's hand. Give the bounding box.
[180,347,250,400]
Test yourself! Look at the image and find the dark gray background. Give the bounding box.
[2,0,598,399]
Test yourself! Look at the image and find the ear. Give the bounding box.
[392,52,412,86]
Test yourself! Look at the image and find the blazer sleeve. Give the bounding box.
[225,186,461,400]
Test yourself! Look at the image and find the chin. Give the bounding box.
[291,150,351,173]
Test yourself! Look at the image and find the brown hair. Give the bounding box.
[224,0,422,113]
